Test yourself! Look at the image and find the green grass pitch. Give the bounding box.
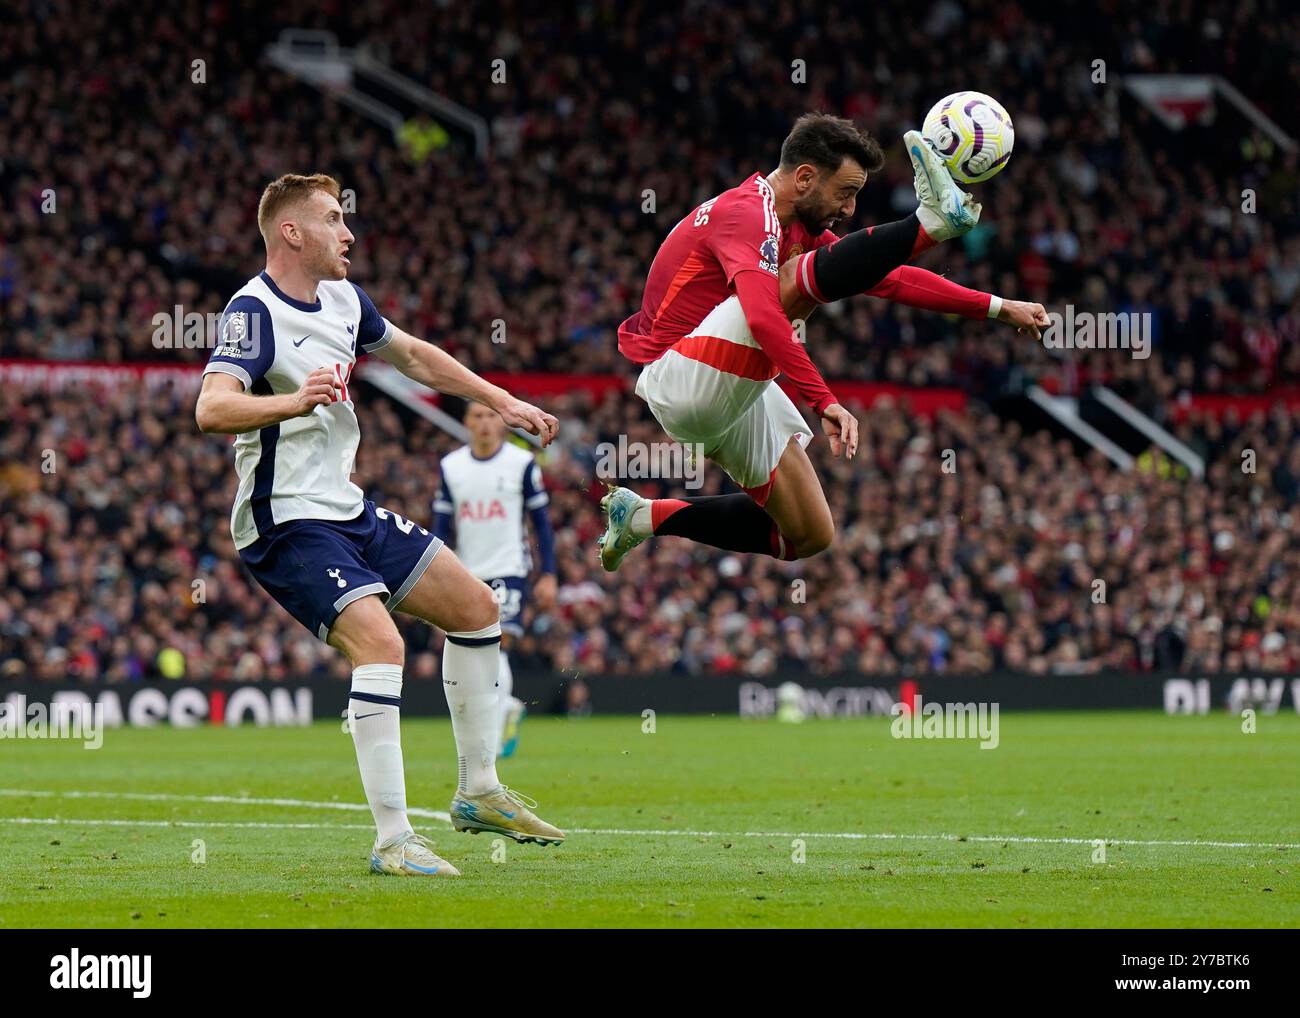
[0,712,1296,928]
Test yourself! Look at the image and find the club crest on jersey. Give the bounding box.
[758,234,780,274]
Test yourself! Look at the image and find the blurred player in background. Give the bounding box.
[195,173,565,878]
[601,114,1047,569]
[434,401,557,759]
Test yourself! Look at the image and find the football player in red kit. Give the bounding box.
[600,113,1047,568]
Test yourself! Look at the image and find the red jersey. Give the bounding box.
[618,173,839,413]
[617,171,995,414]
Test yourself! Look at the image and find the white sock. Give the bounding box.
[348,663,411,844]
[498,650,523,727]
[444,622,503,794]
[915,203,947,242]
[629,499,653,537]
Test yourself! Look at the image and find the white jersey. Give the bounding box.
[434,442,548,579]
[203,271,394,549]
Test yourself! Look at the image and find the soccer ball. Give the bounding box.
[922,91,1014,184]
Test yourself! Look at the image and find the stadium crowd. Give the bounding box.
[3,0,1300,402]
[2,374,1298,682]
[3,0,1300,683]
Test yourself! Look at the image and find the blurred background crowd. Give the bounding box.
[3,376,1298,681]
[2,0,1299,682]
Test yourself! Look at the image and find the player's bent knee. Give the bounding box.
[374,628,407,665]
[793,518,835,558]
[472,582,501,631]
[329,597,405,666]
[778,257,817,321]
[452,578,499,633]
[344,627,405,668]
[330,629,400,670]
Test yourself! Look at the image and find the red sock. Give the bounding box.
[651,498,689,532]
[910,224,938,257]
[769,523,799,561]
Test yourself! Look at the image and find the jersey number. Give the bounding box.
[375,506,424,535]
[490,579,522,614]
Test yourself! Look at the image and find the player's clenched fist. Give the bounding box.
[820,402,859,460]
[997,299,1051,340]
[498,396,559,447]
[293,367,340,415]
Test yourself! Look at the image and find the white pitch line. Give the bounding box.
[0,788,449,821]
[1,788,1295,850]
[1,816,376,831]
[565,828,1300,850]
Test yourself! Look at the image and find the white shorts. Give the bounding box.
[635,295,812,504]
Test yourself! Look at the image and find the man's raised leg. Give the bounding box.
[600,437,832,565]
[780,129,982,318]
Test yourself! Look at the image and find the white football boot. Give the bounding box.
[450,785,566,846]
[905,129,982,241]
[370,830,461,876]
[598,484,651,572]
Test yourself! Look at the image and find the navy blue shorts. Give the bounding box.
[485,576,528,637]
[240,500,443,641]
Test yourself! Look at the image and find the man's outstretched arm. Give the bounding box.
[780,251,1049,338]
[864,266,1049,338]
[375,328,559,446]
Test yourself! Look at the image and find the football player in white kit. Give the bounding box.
[196,174,564,877]
[433,402,557,759]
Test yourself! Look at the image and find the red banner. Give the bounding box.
[1170,389,1300,422]
[0,360,204,391]
[0,360,971,419]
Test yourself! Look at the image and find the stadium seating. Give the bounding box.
[3,0,1298,681]
[3,371,1297,680]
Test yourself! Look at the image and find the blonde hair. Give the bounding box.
[256,173,342,246]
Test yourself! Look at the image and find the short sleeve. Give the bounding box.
[522,460,548,510]
[351,283,394,353]
[203,296,275,390]
[433,471,455,515]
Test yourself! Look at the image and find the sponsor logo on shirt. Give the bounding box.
[459,499,508,522]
